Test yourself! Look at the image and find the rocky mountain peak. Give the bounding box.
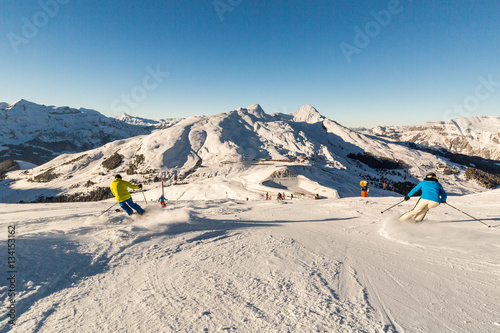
[291,104,324,124]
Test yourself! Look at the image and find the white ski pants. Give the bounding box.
[399,198,440,222]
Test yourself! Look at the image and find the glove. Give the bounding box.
[404,195,410,201]
[138,184,143,189]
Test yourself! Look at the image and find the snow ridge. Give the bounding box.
[115,113,182,128]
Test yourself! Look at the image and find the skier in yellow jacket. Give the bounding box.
[110,174,145,215]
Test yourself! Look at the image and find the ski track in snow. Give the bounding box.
[1,194,499,332]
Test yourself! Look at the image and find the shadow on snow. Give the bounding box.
[0,235,107,332]
[0,211,356,331]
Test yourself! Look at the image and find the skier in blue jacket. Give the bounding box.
[399,172,447,223]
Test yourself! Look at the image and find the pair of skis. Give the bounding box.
[381,199,491,228]
[115,209,145,216]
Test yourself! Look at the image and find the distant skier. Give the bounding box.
[159,175,166,208]
[158,195,167,207]
[399,172,447,223]
[360,181,369,197]
[110,174,145,215]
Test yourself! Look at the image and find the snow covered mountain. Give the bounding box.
[357,116,500,160]
[2,103,499,203]
[2,107,498,332]
[0,100,150,165]
[114,113,183,129]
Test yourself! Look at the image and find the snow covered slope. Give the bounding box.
[0,100,150,164]
[0,190,498,332]
[358,116,500,160]
[1,104,492,203]
[114,113,182,128]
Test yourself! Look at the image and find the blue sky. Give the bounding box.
[1,0,499,127]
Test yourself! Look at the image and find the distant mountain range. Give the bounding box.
[357,117,500,160]
[1,101,499,203]
[114,113,182,129]
[0,100,151,164]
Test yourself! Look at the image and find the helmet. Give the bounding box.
[115,174,122,179]
[424,172,437,180]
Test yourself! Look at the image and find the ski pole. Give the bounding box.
[141,189,148,204]
[381,199,406,214]
[97,202,118,217]
[160,174,166,208]
[445,202,491,228]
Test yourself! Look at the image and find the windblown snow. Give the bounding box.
[0,189,499,332]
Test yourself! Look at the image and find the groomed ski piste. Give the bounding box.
[1,187,499,332]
